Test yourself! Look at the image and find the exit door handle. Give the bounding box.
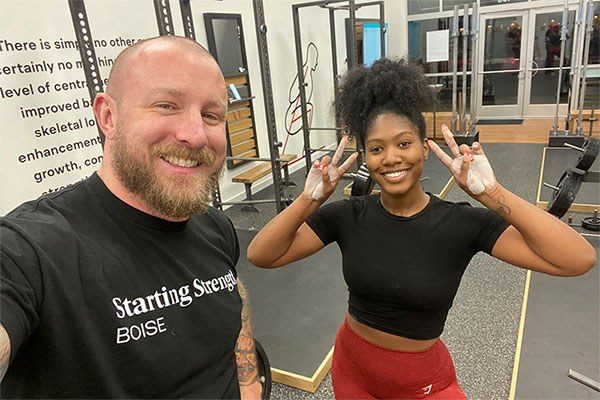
[528,61,539,77]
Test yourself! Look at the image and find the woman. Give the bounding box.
[247,59,596,399]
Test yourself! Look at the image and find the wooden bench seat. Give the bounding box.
[231,154,297,211]
[570,109,598,121]
[423,111,470,138]
[569,109,598,135]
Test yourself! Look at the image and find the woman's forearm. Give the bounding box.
[247,194,321,267]
[478,184,596,272]
[247,141,356,267]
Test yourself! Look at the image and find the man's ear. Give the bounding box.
[93,93,118,140]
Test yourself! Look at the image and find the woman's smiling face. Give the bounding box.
[365,112,429,197]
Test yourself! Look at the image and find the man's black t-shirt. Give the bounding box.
[1,173,243,398]
[307,194,510,340]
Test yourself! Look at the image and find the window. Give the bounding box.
[479,0,528,6]
[408,0,440,15]
[408,16,472,74]
[442,0,475,12]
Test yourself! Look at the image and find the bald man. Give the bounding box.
[0,36,262,399]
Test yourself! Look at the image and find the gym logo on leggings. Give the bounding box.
[422,384,433,395]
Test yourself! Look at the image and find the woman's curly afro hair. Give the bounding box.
[334,58,436,145]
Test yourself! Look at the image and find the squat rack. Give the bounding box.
[67,0,192,147]
[548,0,597,145]
[183,0,292,213]
[292,0,386,173]
[212,0,292,213]
[67,0,106,146]
[69,0,291,213]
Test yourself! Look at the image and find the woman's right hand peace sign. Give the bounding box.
[302,136,358,202]
[428,124,498,198]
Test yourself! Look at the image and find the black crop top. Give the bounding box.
[306,194,510,340]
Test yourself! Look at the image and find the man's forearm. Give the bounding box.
[235,280,260,387]
[0,324,11,381]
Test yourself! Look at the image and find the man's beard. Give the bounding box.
[111,125,223,219]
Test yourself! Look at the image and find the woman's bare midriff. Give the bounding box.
[346,313,439,352]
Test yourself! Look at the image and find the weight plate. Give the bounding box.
[582,216,600,231]
[575,137,599,171]
[547,169,584,218]
[254,339,272,400]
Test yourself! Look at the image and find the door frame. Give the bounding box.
[476,9,529,120]
[521,4,580,118]
[476,3,593,119]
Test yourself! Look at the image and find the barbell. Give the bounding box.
[545,137,599,220]
[545,168,584,218]
[563,137,599,171]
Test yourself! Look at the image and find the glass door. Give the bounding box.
[523,7,577,117]
[477,11,529,119]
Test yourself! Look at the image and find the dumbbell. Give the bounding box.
[563,137,599,171]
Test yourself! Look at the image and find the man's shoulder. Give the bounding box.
[188,207,239,260]
[188,207,236,238]
[2,180,91,241]
[189,206,231,227]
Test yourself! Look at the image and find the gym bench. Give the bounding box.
[569,109,598,136]
[231,154,297,212]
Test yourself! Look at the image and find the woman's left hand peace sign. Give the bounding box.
[428,124,498,198]
[302,136,358,201]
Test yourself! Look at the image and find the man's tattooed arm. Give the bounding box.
[235,279,261,393]
[0,325,10,382]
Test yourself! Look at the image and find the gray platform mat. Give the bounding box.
[514,236,599,399]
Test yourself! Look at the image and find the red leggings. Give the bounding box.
[332,320,467,399]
